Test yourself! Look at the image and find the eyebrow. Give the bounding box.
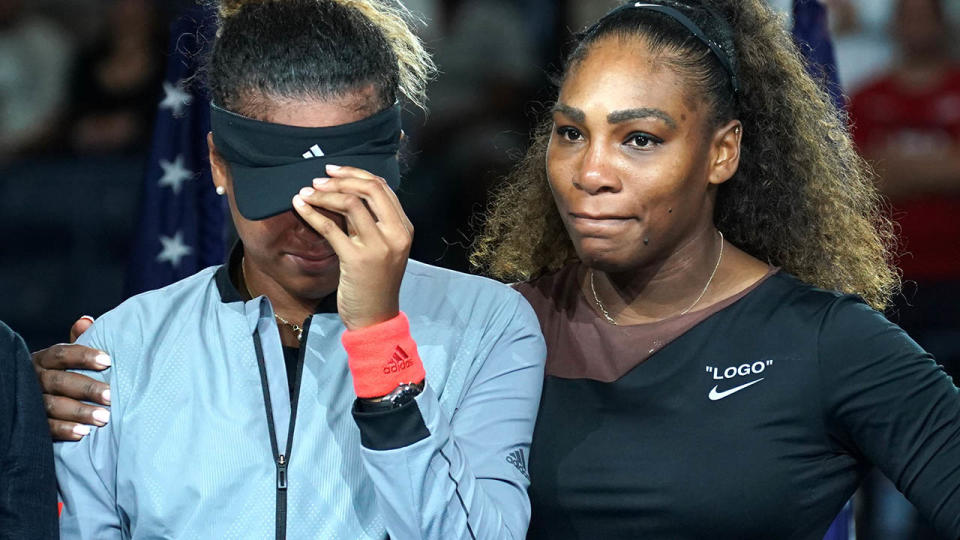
[608,108,676,129]
[552,103,585,123]
[552,103,677,130]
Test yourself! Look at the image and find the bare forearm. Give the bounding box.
[869,150,960,199]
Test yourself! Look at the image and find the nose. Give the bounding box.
[572,142,622,195]
[291,207,344,238]
[287,209,322,239]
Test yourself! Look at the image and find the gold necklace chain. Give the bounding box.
[589,268,619,325]
[272,313,304,341]
[240,257,304,341]
[590,230,724,325]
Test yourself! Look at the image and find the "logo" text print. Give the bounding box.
[705,360,774,380]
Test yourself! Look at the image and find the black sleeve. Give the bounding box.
[0,322,58,540]
[818,296,960,538]
[352,398,430,451]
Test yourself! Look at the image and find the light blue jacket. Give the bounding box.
[55,256,545,539]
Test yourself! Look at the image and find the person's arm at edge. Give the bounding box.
[0,322,58,539]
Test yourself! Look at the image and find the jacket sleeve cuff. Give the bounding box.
[352,397,431,451]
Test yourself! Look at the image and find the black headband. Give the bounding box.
[598,1,740,96]
[211,103,403,220]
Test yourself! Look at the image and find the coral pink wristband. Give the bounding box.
[341,312,425,399]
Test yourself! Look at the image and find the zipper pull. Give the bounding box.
[277,454,288,490]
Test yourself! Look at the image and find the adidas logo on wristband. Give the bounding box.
[383,346,413,374]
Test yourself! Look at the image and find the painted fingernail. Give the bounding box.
[80,315,96,324]
[313,177,330,187]
[325,164,341,172]
[299,187,315,197]
[102,389,111,403]
[73,424,91,436]
[292,195,307,208]
[94,353,111,367]
[92,409,110,424]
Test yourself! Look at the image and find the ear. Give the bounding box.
[207,132,229,194]
[707,120,742,186]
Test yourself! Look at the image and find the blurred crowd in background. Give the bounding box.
[1,0,959,537]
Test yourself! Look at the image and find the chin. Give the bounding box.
[575,238,638,272]
[284,272,340,300]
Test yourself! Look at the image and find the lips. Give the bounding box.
[571,212,634,221]
[284,245,338,273]
[569,212,637,235]
[287,248,335,261]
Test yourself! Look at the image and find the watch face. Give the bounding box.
[388,384,422,407]
[357,383,423,413]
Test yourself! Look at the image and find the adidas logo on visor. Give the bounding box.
[302,144,325,159]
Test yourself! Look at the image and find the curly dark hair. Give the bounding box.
[471,0,898,310]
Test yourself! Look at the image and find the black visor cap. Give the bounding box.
[211,103,403,221]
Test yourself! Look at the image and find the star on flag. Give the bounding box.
[159,80,193,118]
[156,231,193,268]
[158,154,194,194]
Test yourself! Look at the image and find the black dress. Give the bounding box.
[518,266,960,540]
[0,321,58,539]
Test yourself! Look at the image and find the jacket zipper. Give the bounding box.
[254,317,310,540]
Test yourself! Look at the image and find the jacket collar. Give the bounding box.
[214,241,338,313]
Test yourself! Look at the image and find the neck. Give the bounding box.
[591,226,724,323]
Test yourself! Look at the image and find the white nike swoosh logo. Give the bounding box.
[708,378,764,401]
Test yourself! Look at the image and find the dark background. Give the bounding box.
[2,1,958,537]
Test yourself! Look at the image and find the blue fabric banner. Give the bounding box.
[126,6,226,297]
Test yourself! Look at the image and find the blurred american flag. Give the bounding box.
[125,5,227,296]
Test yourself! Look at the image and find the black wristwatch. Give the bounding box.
[355,382,424,413]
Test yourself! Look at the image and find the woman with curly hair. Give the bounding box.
[473,0,960,537]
